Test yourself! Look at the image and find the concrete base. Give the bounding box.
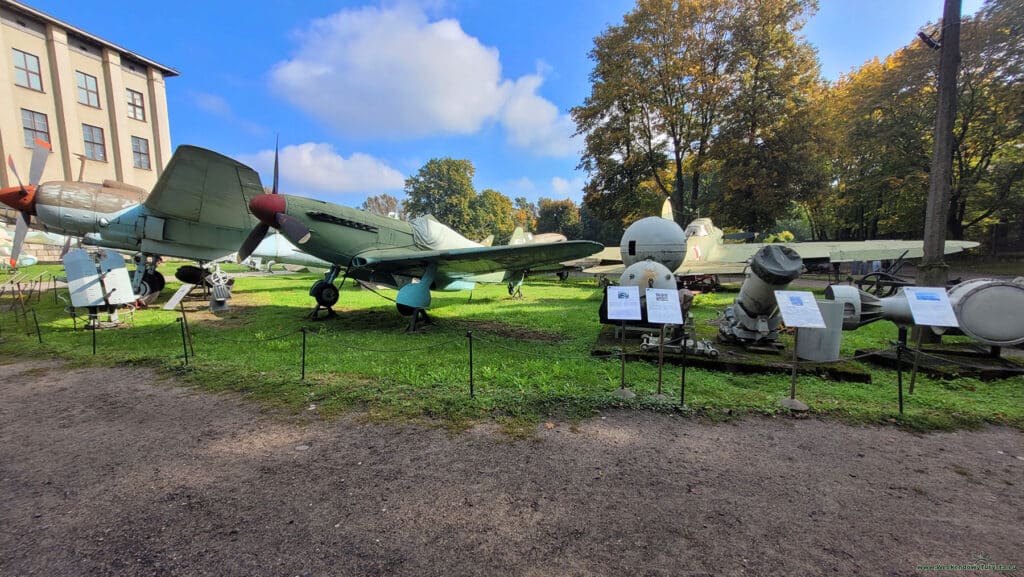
[778,397,809,412]
[612,388,636,399]
[649,393,669,401]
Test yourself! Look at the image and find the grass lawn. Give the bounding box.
[2,265,1022,434]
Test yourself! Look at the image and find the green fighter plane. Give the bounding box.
[237,190,603,330]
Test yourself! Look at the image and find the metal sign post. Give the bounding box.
[774,291,825,412]
[607,286,641,399]
[646,288,683,401]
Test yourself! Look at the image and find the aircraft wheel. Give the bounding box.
[141,271,165,294]
[313,282,339,308]
[175,265,204,285]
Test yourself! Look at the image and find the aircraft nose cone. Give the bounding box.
[249,194,286,227]
[0,185,36,213]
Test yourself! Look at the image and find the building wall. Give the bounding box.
[0,2,174,196]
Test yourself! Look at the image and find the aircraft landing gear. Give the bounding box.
[131,253,164,305]
[397,305,431,332]
[308,265,342,319]
[507,271,525,300]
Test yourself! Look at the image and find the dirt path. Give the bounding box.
[1,359,1021,576]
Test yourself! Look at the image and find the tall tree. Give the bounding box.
[403,158,477,231]
[710,0,825,232]
[536,198,582,239]
[512,197,538,232]
[360,193,400,218]
[468,189,515,244]
[921,0,962,289]
[573,0,737,229]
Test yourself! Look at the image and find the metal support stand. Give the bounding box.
[908,329,924,395]
[614,320,635,398]
[653,324,667,399]
[300,327,307,381]
[779,328,808,412]
[177,318,189,366]
[31,309,41,344]
[179,303,194,356]
[896,326,907,415]
[92,325,96,355]
[467,331,474,398]
[680,331,688,407]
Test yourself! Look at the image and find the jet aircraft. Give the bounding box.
[1,142,330,296]
[584,210,979,278]
[236,191,603,329]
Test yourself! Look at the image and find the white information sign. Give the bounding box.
[97,249,136,305]
[607,285,642,321]
[63,249,104,307]
[645,288,683,325]
[903,287,959,327]
[163,284,197,310]
[774,290,827,329]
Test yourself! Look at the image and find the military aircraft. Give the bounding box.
[1,141,330,296]
[236,191,603,329]
[584,205,979,278]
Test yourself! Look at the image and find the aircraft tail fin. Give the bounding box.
[661,199,674,221]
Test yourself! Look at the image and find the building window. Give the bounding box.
[75,71,100,107]
[21,109,49,147]
[131,136,151,170]
[126,89,145,121]
[82,124,106,161]
[12,48,43,91]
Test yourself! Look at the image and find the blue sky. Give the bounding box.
[26,0,984,207]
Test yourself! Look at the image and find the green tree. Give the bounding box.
[706,0,825,232]
[536,198,582,239]
[360,193,400,218]
[512,197,537,232]
[573,0,739,229]
[403,158,477,231]
[468,189,515,244]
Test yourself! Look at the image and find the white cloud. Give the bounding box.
[270,4,575,156]
[237,143,405,195]
[501,74,577,156]
[550,176,585,199]
[189,91,266,136]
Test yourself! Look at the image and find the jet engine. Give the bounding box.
[719,245,803,344]
[826,278,1024,347]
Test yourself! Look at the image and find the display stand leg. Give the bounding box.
[614,320,635,399]
[653,324,667,399]
[897,326,907,415]
[908,329,923,395]
[779,328,808,412]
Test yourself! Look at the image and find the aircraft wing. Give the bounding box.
[783,240,980,263]
[143,145,263,231]
[351,241,603,279]
[583,260,749,276]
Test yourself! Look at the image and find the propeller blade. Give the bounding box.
[60,235,72,258]
[28,139,51,186]
[10,211,30,267]
[276,213,311,245]
[7,154,24,189]
[272,136,279,195]
[237,222,270,262]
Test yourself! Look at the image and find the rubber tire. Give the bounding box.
[142,271,165,294]
[313,282,339,308]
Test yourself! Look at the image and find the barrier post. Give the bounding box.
[31,309,41,343]
[177,318,189,366]
[301,327,307,382]
[467,331,474,398]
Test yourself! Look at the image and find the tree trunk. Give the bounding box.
[919,0,961,290]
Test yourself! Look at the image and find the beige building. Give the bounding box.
[0,0,177,195]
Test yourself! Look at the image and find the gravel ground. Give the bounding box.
[1,358,1022,576]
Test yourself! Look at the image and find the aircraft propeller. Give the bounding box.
[237,140,310,262]
[2,138,51,267]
